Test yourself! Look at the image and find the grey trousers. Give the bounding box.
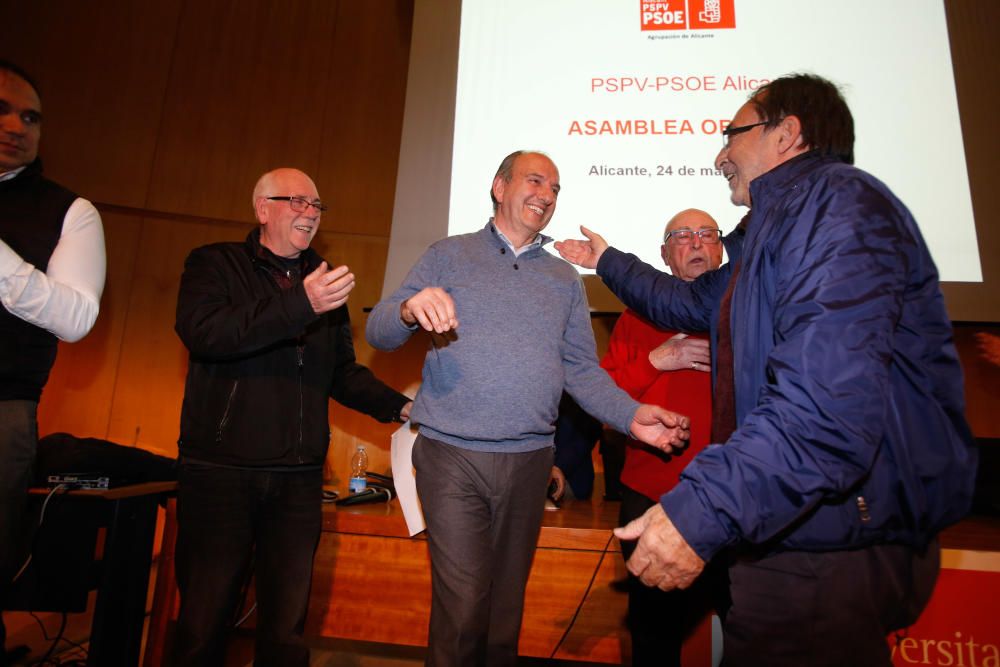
[413,434,553,667]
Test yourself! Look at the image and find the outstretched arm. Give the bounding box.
[614,503,705,591]
[629,404,690,453]
[367,244,453,350]
[553,226,609,269]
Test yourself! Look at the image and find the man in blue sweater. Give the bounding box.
[367,150,690,667]
[555,74,977,666]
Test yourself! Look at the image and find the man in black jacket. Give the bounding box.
[172,167,411,666]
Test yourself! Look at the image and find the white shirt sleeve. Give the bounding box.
[0,197,107,342]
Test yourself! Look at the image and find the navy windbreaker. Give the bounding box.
[598,152,977,560]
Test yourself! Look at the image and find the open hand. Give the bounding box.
[549,466,566,502]
[401,287,458,333]
[628,404,690,453]
[553,226,610,269]
[614,503,705,591]
[303,262,355,314]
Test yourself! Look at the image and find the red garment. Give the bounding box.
[712,259,740,444]
[600,309,712,502]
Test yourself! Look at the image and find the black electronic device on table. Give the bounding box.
[335,472,396,506]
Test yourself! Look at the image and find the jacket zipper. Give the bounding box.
[216,379,239,442]
[296,342,304,463]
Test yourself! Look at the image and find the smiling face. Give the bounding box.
[491,152,560,246]
[660,209,724,281]
[714,101,783,208]
[0,69,42,172]
[254,168,321,258]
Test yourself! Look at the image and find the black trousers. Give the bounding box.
[619,485,727,667]
[0,400,36,586]
[171,463,322,667]
[0,400,38,664]
[413,435,553,667]
[723,540,940,667]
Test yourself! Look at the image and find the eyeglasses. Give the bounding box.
[264,196,328,213]
[664,228,722,245]
[721,120,771,148]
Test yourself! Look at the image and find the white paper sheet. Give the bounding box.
[390,421,425,536]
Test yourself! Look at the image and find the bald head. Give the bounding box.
[660,209,724,282]
[665,209,717,235]
[252,168,318,211]
[252,168,322,258]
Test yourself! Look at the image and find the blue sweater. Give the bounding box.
[367,222,638,452]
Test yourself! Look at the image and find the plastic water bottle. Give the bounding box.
[349,445,369,494]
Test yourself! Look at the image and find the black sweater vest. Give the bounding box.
[0,160,78,401]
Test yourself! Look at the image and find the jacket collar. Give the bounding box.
[748,150,843,204]
[244,226,322,274]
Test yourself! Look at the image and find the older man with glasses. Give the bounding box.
[598,208,726,667]
[556,74,977,666]
[171,168,412,666]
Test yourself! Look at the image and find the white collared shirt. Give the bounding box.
[492,220,545,257]
[0,168,106,342]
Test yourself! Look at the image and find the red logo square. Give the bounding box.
[687,0,736,30]
[640,0,688,31]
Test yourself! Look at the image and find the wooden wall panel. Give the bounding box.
[0,0,181,207]
[106,218,250,453]
[317,0,414,237]
[310,230,391,316]
[145,0,340,221]
[38,211,142,440]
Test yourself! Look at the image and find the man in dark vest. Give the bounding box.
[0,60,106,662]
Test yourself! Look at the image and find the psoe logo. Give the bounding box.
[640,0,736,31]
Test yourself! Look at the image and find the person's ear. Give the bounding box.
[776,115,805,155]
[492,175,506,207]
[253,197,269,224]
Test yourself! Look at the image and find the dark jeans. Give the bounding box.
[0,400,37,585]
[619,485,727,667]
[723,540,940,667]
[171,463,322,667]
[413,435,553,667]
[0,400,38,663]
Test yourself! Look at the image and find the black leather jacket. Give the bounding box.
[175,229,408,467]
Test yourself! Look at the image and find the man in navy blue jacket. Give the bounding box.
[556,74,977,666]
